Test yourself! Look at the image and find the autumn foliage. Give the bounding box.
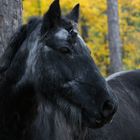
[23,0,140,76]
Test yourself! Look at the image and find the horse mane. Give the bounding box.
[0,17,41,73]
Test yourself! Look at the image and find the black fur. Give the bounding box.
[86,70,140,140]
[0,1,118,140]
[66,4,80,23]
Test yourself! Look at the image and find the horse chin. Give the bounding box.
[82,117,106,129]
[82,112,113,129]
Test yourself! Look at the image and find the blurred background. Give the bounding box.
[0,0,132,76]
[22,0,140,76]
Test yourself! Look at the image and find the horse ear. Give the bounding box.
[41,0,61,34]
[67,4,80,23]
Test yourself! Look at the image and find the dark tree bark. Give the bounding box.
[0,0,22,57]
[107,0,122,74]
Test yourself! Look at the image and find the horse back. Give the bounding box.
[109,70,140,139]
[107,70,140,105]
[87,70,140,140]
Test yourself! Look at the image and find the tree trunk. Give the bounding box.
[0,0,22,57]
[107,0,122,74]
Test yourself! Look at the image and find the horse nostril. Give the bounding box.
[101,100,116,118]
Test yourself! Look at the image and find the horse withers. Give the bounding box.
[0,0,117,140]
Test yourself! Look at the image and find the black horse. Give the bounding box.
[86,70,140,140]
[0,0,118,140]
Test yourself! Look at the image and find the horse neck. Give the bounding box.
[0,81,87,140]
[30,99,87,140]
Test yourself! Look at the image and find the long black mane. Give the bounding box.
[0,17,40,74]
[0,16,88,140]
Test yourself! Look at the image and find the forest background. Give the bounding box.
[23,0,140,76]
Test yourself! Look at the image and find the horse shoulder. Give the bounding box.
[106,70,140,98]
[104,70,140,139]
[86,70,140,140]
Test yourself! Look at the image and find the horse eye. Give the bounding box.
[58,47,71,54]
